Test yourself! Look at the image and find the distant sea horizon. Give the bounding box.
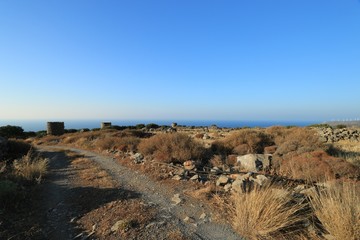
[0,119,321,132]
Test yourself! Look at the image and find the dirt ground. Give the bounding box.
[1,145,241,240]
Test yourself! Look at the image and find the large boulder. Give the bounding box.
[236,154,272,172]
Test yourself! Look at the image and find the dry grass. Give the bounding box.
[280,151,360,182]
[138,133,206,164]
[310,182,360,240]
[13,149,48,182]
[230,186,309,240]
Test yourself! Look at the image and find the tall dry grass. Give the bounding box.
[13,149,48,182]
[310,182,360,240]
[231,186,309,240]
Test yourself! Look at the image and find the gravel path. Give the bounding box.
[37,145,242,240]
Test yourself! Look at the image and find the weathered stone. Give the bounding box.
[199,213,206,219]
[236,154,272,172]
[111,220,127,232]
[216,175,229,186]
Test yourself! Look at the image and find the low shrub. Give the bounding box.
[211,129,274,156]
[13,149,49,182]
[279,151,360,181]
[138,133,206,164]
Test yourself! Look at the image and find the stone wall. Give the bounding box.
[317,127,360,143]
[47,122,65,136]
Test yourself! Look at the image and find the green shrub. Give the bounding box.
[0,125,24,138]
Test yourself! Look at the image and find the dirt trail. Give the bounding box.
[37,145,241,240]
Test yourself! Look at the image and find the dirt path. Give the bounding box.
[36,145,241,240]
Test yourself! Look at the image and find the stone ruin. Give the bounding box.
[47,122,65,136]
[101,122,112,129]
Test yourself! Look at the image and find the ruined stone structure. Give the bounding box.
[47,122,65,136]
[101,122,112,129]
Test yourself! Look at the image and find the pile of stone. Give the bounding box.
[215,172,269,193]
[317,127,360,143]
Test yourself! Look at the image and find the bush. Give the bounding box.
[211,129,274,156]
[6,140,32,159]
[279,150,360,181]
[13,149,49,182]
[0,125,24,138]
[138,133,206,164]
[231,186,309,239]
[275,127,325,157]
[310,182,360,240]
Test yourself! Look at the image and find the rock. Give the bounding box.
[210,167,220,174]
[224,183,232,192]
[183,160,195,170]
[236,154,272,172]
[172,175,182,181]
[111,220,127,232]
[199,213,206,219]
[216,175,229,186]
[190,174,199,181]
[229,174,241,180]
[171,194,182,205]
[131,153,144,164]
[253,174,268,186]
[183,216,195,223]
[232,179,243,193]
[202,134,210,140]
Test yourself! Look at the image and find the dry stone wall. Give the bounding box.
[317,127,360,143]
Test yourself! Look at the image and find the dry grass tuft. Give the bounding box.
[310,182,360,240]
[13,148,48,182]
[230,186,309,240]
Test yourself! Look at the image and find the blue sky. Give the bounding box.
[0,0,359,122]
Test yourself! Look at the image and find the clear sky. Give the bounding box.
[0,0,359,122]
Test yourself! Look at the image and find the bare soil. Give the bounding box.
[25,145,241,240]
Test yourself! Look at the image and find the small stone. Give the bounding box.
[171,194,182,205]
[172,175,182,181]
[216,175,229,186]
[232,179,243,193]
[199,213,206,219]
[190,174,199,180]
[183,216,195,223]
[224,183,232,192]
[111,220,126,232]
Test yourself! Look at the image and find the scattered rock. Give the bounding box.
[199,213,206,220]
[253,174,268,186]
[111,220,126,232]
[231,179,243,193]
[183,216,195,223]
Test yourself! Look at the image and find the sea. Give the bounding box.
[0,119,320,132]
